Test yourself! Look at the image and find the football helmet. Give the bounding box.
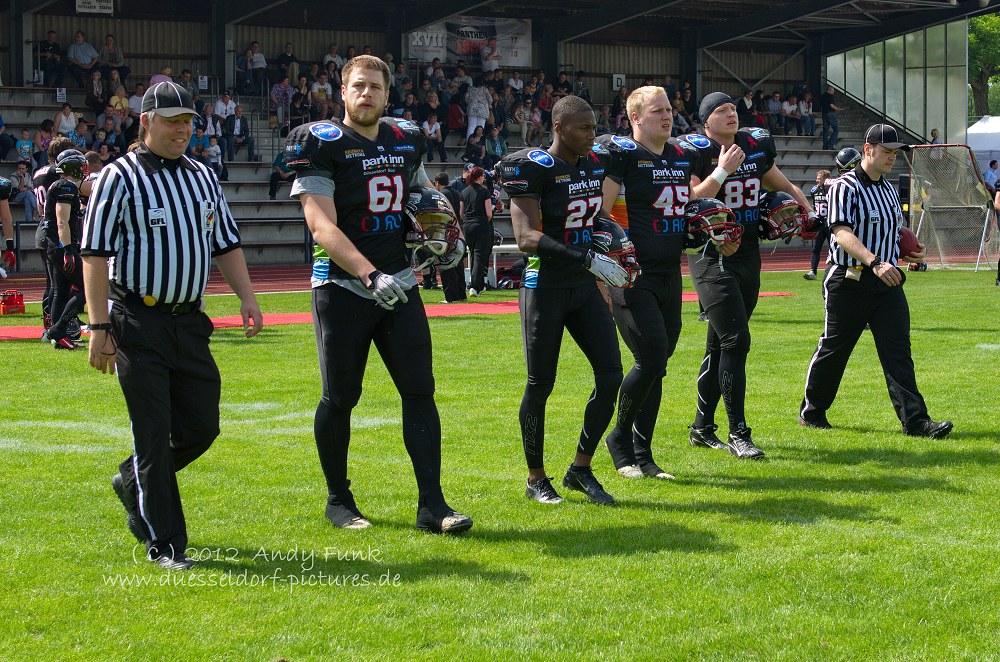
[683,198,742,253]
[591,217,641,287]
[403,186,462,268]
[55,149,87,179]
[0,176,12,201]
[758,191,808,241]
[835,147,861,174]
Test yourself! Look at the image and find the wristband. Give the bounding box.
[868,257,882,269]
[89,322,112,331]
[709,166,728,186]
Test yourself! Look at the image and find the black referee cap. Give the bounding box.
[141,82,196,117]
[699,92,736,122]
[864,123,911,151]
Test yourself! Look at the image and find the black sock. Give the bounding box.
[693,349,720,427]
[314,399,351,496]
[718,349,748,432]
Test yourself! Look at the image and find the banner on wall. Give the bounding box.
[76,0,114,14]
[406,17,531,68]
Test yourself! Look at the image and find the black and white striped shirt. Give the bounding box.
[81,146,242,304]
[826,165,903,267]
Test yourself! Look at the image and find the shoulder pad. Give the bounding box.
[0,177,11,200]
[591,134,615,155]
[283,121,338,172]
[682,133,713,150]
[742,127,772,142]
[609,135,638,151]
[668,137,700,159]
[381,116,423,137]
[499,150,548,195]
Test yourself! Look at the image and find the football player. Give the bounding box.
[286,55,472,534]
[595,86,704,480]
[0,177,15,276]
[501,95,628,505]
[33,137,76,330]
[804,169,831,280]
[685,92,815,459]
[41,149,87,349]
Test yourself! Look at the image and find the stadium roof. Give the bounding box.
[10,0,998,54]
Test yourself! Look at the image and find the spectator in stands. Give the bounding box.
[490,69,506,95]
[552,71,573,100]
[446,87,467,148]
[611,85,629,121]
[235,48,255,95]
[201,105,228,170]
[463,125,486,166]
[421,91,445,137]
[323,43,344,70]
[929,128,942,144]
[422,112,447,163]
[799,91,816,136]
[323,62,343,100]
[392,61,408,89]
[424,57,443,80]
[595,104,611,136]
[670,89,684,114]
[764,90,783,134]
[522,78,538,104]
[250,41,268,92]
[287,92,310,132]
[536,84,555,132]
[294,74,310,101]
[529,100,543,144]
[91,129,107,153]
[54,103,78,135]
[736,89,755,127]
[67,117,89,150]
[416,77,433,105]
[224,105,257,161]
[782,94,802,135]
[97,34,130,84]
[671,106,691,136]
[616,113,632,136]
[0,115,15,161]
[96,142,114,166]
[148,65,172,87]
[344,45,357,61]
[9,161,38,222]
[66,31,100,88]
[15,128,33,164]
[176,69,203,114]
[205,135,223,178]
[481,37,502,73]
[508,71,523,96]
[820,85,841,150]
[431,66,448,91]
[453,66,473,89]
[128,83,146,125]
[38,30,65,87]
[268,149,295,200]
[509,100,529,145]
[310,72,334,121]
[535,71,547,91]
[500,85,516,119]
[214,90,236,120]
[466,80,493,139]
[84,69,107,116]
[984,160,998,192]
[94,116,122,154]
[304,63,320,85]
[400,92,421,122]
[661,74,676,99]
[270,75,295,125]
[275,42,300,85]
[484,125,508,170]
[187,126,209,163]
[681,88,700,127]
[32,120,54,170]
[573,72,591,103]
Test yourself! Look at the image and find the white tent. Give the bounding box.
[965,115,1000,173]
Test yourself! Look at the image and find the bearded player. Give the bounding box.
[595,86,704,480]
[501,95,629,506]
[286,55,472,534]
[685,93,816,459]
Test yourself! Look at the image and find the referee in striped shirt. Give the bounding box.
[799,124,952,439]
[81,81,263,570]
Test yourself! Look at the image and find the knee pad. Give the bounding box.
[324,388,361,412]
[523,379,555,404]
[719,327,751,355]
[594,368,624,400]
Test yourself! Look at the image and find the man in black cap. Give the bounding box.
[800,124,952,438]
[82,81,264,570]
[684,92,816,459]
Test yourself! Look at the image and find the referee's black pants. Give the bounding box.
[800,265,929,429]
[604,271,682,469]
[112,301,221,557]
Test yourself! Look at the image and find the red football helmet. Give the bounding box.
[759,191,808,241]
[684,198,742,253]
[404,186,462,268]
[591,217,641,287]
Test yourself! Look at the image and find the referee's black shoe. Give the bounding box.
[111,472,147,543]
[727,428,766,460]
[416,504,474,534]
[325,488,371,529]
[689,424,728,451]
[562,465,615,505]
[904,419,954,439]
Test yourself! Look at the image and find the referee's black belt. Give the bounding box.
[110,283,202,315]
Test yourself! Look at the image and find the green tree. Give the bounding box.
[968,14,1000,117]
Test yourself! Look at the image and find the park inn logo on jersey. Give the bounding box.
[362,154,406,171]
[652,167,688,180]
[567,178,602,194]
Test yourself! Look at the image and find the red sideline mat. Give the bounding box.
[0,292,793,341]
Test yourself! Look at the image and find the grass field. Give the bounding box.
[2,270,998,659]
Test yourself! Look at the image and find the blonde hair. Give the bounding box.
[626,85,669,121]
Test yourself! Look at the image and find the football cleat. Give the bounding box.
[638,461,675,480]
[111,473,147,542]
[562,465,615,505]
[616,464,644,479]
[799,415,833,430]
[416,505,473,534]
[727,427,765,460]
[803,271,817,280]
[525,476,564,504]
[325,489,371,529]
[689,424,728,450]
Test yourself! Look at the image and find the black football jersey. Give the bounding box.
[43,178,82,244]
[688,127,777,260]
[284,117,427,280]
[500,148,605,288]
[595,134,702,275]
[810,182,830,219]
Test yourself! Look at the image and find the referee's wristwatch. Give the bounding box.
[89,322,112,331]
[868,257,882,270]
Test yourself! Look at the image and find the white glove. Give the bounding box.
[367,270,409,310]
[585,250,628,287]
[438,237,466,270]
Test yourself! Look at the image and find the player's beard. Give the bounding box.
[346,101,383,128]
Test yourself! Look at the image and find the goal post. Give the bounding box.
[905,144,998,271]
